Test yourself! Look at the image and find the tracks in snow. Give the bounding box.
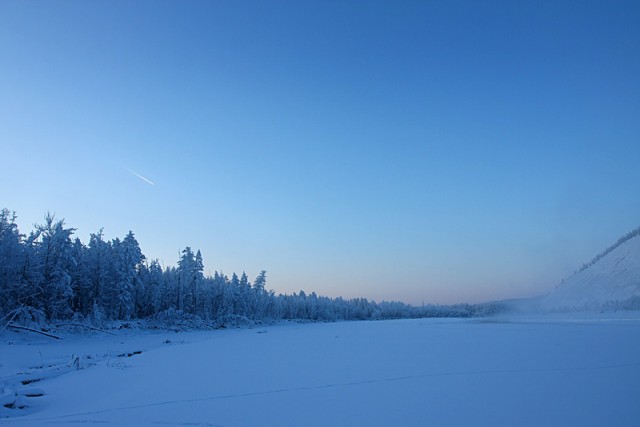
[5,361,640,424]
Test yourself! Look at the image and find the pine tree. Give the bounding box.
[0,209,24,314]
[34,213,75,320]
[86,230,111,317]
[69,237,91,315]
[252,270,267,319]
[115,231,144,319]
[178,247,195,313]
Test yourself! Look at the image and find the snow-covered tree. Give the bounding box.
[33,213,75,320]
[68,237,91,315]
[86,229,112,316]
[177,247,203,314]
[1,207,494,325]
[0,209,24,314]
[115,231,144,319]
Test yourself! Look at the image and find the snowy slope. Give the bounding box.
[542,229,640,310]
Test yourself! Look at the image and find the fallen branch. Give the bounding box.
[55,323,116,336]
[7,324,62,340]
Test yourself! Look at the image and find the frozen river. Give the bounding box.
[2,313,640,426]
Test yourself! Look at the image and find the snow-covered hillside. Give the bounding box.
[541,228,640,311]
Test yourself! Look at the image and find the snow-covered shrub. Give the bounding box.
[10,306,46,328]
[149,308,206,329]
[213,314,253,329]
[89,302,106,327]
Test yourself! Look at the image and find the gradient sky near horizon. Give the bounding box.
[1,0,639,304]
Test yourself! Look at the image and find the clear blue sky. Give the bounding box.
[1,0,639,304]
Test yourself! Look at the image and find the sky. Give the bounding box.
[1,0,639,304]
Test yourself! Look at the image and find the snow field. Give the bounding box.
[1,315,640,426]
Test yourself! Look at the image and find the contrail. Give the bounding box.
[126,168,155,186]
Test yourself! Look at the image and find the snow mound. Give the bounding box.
[542,228,640,311]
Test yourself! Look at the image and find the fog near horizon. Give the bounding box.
[1,1,639,305]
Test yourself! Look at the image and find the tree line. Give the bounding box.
[0,209,501,327]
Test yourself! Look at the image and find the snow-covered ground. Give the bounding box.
[2,314,640,426]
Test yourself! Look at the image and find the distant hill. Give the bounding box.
[540,227,640,311]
